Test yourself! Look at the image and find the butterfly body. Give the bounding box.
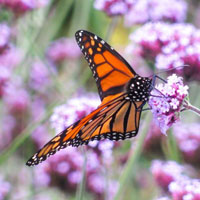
[126,76,152,102]
[26,30,154,166]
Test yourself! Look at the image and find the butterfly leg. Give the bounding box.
[136,107,152,112]
[154,75,167,83]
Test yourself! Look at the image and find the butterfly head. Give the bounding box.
[127,76,152,102]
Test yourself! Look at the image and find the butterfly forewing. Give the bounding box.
[75,30,136,101]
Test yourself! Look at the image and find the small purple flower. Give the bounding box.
[169,178,200,200]
[148,74,189,134]
[68,170,82,186]
[31,125,50,148]
[0,115,16,151]
[0,66,11,97]
[125,0,187,26]
[50,91,100,133]
[0,176,11,200]
[34,162,51,187]
[30,96,46,121]
[0,45,22,69]
[173,123,200,165]
[150,160,188,191]
[3,78,30,113]
[46,38,81,63]
[0,23,10,51]
[94,0,134,16]
[87,174,105,194]
[29,60,51,92]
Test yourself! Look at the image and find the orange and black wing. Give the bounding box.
[75,30,136,102]
[26,93,144,166]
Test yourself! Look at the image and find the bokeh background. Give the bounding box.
[0,0,200,200]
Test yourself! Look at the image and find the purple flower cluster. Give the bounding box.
[148,74,189,134]
[151,160,187,191]
[151,160,200,199]
[29,60,51,92]
[130,22,200,81]
[173,123,200,165]
[169,178,200,200]
[0,0,49,15]
[125,0,187,26]
[50,92,100,133]
[156,25,200,81]
[3,78,30,113]
[129,22,173,61]
[94,0,134,16]
[0,176,11,200]
[0,23,10,51]
[46,38,81,63]
[0,22,23,98]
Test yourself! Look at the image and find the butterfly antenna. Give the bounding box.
[148,64,190,83]
[154,64,190,76]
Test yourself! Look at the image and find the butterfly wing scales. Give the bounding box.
[75,30,136,101]
[26,93,144,166]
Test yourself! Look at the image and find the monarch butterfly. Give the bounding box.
[26,30,155,166]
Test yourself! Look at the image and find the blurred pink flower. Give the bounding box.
[173,123,200,165]
[0,23,10,51]
[150,160,188,191]
[129,22,200,81]
[47,38,81,63]
[0,176,11,200]
[31,125,50,148]
[148,74,189,134]
[0,0,49,15]
[0,66,11,97]
[125,0,187,26]
[94,0,134,16]
[169,178,200,200]
[87,174,105,194]
[129,22,173,60]
[29,60,51,92]
[3,78,30,113]
[50,91,100,133]
[0,45,22,69]
[0,115,16,151]
[30,96,46,121]
[156,24,200,81]
[156,197,171,200]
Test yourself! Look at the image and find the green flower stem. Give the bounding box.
[183,100,200,116]
[114,112,152,200]
[165,129,182,162]
[68,0,93,36]
[105,16,119,41]
[76,147,87,200]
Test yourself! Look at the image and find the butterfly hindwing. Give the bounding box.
[26,93,144,166]
[75,30,136,101]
